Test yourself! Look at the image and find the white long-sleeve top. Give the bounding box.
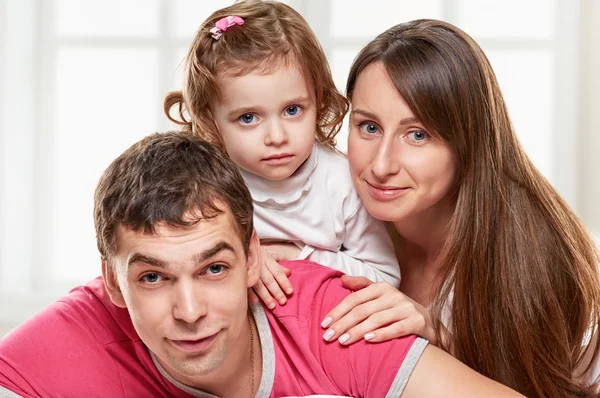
[240,142,400,287]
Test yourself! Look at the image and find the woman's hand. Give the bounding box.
[249,242,301,309]
[320,275,446,347]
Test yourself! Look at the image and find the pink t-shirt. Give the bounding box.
[0,260,426,397]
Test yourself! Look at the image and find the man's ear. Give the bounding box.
[246,229,261,288]
[101,257,127,308]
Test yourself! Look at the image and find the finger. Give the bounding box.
[260,258,288,305]
[252,280,277,310]
[334,307,411,345]
[321,283,403,329]
[265,261,293,295]
[322,296,405,342]
[325,301,411,344]
[366,314,438,345]
[363,318,428,343]
[340,275,374,291]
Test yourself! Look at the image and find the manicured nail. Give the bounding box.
[321,316,332,328]
[338,333,350,344]
[364,332,376,341]
[323,329,335,341]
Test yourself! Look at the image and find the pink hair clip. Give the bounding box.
[210,15,245,40]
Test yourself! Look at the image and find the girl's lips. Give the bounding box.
[262,154,294,165]
[365,181,408,201]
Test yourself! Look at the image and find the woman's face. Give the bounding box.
[347,61,456,224]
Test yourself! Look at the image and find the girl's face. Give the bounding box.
[348,61,456,224]
[212,64,317,181]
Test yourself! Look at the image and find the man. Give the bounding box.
[0,132,520,397]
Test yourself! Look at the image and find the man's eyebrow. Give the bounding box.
[128,254,167,269]
[127,241,237,269]
[193,241,237,264]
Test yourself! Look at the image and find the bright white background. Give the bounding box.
[1,0,599,335]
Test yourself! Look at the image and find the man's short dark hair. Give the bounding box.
[94,131,254,261]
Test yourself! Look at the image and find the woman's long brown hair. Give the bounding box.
[346,19,600,397]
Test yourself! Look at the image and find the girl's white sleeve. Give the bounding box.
[296,202,400,288]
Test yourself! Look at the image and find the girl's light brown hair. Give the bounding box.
[347,19,600,397]
[164,0,348,151]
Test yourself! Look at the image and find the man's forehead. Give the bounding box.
[113,205,242,253]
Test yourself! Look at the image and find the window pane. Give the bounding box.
[457,0,555,39]
[485,49,554,180]
[331,0,443,38]
[51,48,160,283]
[55,0,159,37]
[170,0,237,38]
[331,48,361,93]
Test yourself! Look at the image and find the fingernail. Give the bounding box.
[338,333,350,344]
[268,302,276,309]
[279,298,286,305]
[364,332,376,341]
[323,329,335,341]
[286,287,293,294]
[321,316,332,328]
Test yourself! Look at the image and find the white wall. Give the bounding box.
[580,0,600,237]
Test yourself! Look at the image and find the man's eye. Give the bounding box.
[141,273,163,284]
[207,264,226,275]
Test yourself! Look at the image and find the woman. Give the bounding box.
[322,19,600,397]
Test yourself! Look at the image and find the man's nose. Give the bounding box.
[172,280,206,324]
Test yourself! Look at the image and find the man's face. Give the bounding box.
[102,206,260,387]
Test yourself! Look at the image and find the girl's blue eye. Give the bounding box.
[408,130,428,141]
[360,122,379,135]
[239,113,257,125]
[285,105,301,116]
[207,264,225,275]
[142,273,162,284]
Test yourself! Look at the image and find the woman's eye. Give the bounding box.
[359,122,379,135]
[239,113,257,125]
[141,273,163,284]
[407,130,428,141]
[284,105,302,116]
[206,264,226,275]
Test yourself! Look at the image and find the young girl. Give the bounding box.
[164,0,400,308]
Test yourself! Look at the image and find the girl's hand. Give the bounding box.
[249,243,299,309]
[320,275,446,347]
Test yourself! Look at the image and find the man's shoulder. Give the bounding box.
[273,260,348,321]
[0,276,135,353]
[0,277,141,397]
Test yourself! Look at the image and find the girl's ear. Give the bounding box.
[102,257,127,309]
[246,230,262,287]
